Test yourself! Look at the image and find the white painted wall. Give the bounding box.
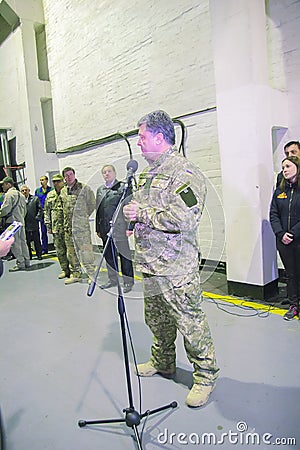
[43,0,216,151]
[0,28,29,161]
[266,0,300,172]
[0,0,59,191]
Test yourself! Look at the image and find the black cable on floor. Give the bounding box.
[204,294,275,318]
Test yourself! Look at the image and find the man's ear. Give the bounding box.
[154,132,164,145]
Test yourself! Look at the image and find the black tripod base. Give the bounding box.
[78,400,177,429]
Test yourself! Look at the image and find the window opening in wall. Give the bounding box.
[0,1,20,45]
[272,126,288,173]
[35,23,50,81]
[41,98,57,153]
[0,131,26,186]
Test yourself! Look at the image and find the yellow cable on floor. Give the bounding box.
[202,291,290,317]
[50,253,294,318]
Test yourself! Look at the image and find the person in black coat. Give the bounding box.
[20,185,43,260]
[270,156,300,320]
[95,165,134,292]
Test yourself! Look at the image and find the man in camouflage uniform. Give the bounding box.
[60,167,96,285]
[44,174,70,279]
[0,176,30,271]
[123,110,219,408]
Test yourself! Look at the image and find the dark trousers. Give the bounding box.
[277,239,300,305]
[26,229,42,259]
[103,237,134,285]
[40,219,48,252]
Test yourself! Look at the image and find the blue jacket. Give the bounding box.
[34,185,53,208]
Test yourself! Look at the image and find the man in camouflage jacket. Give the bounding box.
[60,167,96,284]
[124,110,219,408]
[44,174,70,279]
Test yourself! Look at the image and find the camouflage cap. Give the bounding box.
[0,176,14,185]
[52,174,64,181]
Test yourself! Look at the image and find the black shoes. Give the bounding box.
[100,281,117,289]
[100,281,134,292]
[9,265,25,272]
[123,283,134,293]
[3,254,15,261]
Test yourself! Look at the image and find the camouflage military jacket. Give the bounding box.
[133,146,206,276]
[60,179,96,234]
[44,189,64,234]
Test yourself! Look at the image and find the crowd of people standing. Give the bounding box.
[0,111,299,410]
[1,137,300,314]
[0,165,135,290]
[1,136,300,316]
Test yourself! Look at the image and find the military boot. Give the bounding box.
[64,273,81,285]
[58,270,70,279]
[185,383,215,408]
[135,360,176,378]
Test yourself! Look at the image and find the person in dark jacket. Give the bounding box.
[270,156,300,320]
[95,164,134,293]
[21,185,43,260]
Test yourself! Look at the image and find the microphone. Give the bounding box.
[126,159,138,181]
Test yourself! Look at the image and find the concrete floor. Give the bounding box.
[0,253,299,450]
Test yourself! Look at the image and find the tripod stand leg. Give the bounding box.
[78,402,177,449]
[140,401,178,420]
[78,417,126,427]
[78,401,178,428]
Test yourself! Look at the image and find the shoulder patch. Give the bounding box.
[177,185,197,208]
[175,183,190,195]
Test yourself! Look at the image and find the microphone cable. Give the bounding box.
[203,292,277,319]
[173,118,186,157]
[116,132,133,160]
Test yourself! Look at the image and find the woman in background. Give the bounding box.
[270,156,300,320]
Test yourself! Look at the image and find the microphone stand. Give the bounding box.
[78,174,177,450]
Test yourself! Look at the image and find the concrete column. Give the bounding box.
[6,0,59,186]
[209,0,288,299]
[19,18,53,183]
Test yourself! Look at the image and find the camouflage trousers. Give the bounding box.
[53,232,70,275]
[65,229,95,278]
[143,271,219,385]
